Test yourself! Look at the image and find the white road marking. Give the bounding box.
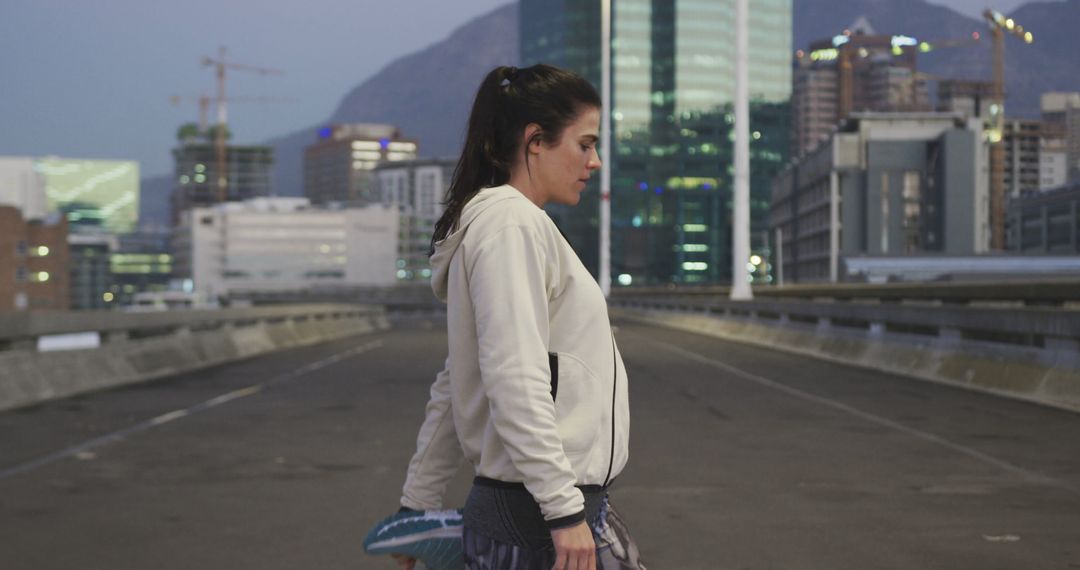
[650,338,1078,495]
[0,339,383,481]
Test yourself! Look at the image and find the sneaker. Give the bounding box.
[363,508,464,570]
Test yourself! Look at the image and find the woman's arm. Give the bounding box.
[400,357,464,510]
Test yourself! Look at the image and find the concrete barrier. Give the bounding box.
[612,307,1080,413]
[0,306,390,412]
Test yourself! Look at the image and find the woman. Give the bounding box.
[395,64,644,570]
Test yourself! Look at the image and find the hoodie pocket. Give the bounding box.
[549,352,603,454]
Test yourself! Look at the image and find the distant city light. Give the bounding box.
[103,292,114,302]
[891,35,917,48]
[36,246,49,256]
[379,138,390,150]
[1024,31,1033,44]
[617,273,633,286]
[36,271,49,282]
[318,127,333,139]
[750,255,762,265]
[832,35,850,47]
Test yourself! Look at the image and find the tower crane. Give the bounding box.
[982,9,1034,251]
[200,47,284,203]
[169,94,296,135]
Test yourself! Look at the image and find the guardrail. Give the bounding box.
[611,292,1080,412]
[0,304,389,411]
[611,279,1080,306]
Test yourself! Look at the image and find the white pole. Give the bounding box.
[598,0,613,296]
[599,0,612,297]
[730,0,753,300]
[775,227,784,287]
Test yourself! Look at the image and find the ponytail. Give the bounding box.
[430,64,601,253]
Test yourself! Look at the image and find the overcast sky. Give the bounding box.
[926,0,1029,20]
[0,0,509,177]
[0,0,1040,178]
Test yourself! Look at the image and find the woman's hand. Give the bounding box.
[550,520,596,570]
[390,553,416,570]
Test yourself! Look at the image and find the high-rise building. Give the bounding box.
[792,28,931,157]
[1003,119,1049,197]
[0,157,48,221]
[1042,92,1080,183]
[521,0,793,285]
[304,124,419,206]
[1008,181,1080,253]
[770,113,989,283]
[68,233,116,310]
[173,197,398,301]
[0,206,70,312]
[106,229,174,308]
[170,140,273,225]
[1041,135,1070,191]
[373,158,455,282]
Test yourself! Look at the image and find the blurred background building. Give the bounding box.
[374,157,455,283]
[169,128,274,226]
[770,113,989,283]
[521,0,793,286]
[172,197,398,302]
[303,124,418,206]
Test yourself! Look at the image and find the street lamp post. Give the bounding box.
[599,0,612,297]
[730,0,753,300]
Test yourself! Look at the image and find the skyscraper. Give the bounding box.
[304,124,418,206]
[521,0,792,285]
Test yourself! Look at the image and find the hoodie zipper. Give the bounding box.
[602,332,617,488]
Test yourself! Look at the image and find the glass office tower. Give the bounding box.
[521,0,791,285]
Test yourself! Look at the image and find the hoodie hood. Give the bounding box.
[430,185,530,301]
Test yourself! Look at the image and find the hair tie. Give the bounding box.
[501,66,519,87]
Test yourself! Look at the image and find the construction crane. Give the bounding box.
[982,9,1034,250]
[200,47,284,203]
[169,94,296,135]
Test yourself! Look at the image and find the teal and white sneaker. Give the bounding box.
[363,508,464,570]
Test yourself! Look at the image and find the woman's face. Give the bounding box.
[532,106,602,207]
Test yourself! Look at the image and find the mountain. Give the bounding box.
[265,3,519,196]
[142,0,1079,219]
[794,0,1080,118]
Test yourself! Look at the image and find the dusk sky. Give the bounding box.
[0,0,1032,178]
[0,0,509,177]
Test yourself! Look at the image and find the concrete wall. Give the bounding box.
[613,306,1080,414]
[0,306,391,412]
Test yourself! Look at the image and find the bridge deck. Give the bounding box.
[1,319,1078,569]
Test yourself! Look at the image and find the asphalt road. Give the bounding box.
[1,317,1079,569]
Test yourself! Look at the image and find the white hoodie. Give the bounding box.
[400,184,630,525]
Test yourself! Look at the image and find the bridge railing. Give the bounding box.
[0,304,390,411]
[610,280,1080,412]
[610,278,1080,307]
[0,304,382,352]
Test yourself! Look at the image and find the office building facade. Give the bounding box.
[1042,92,1080,184]
[770,113,989,283]
[1009,181,1080,253]
[0,206,70,312]
[522,0,792,285]
[174,197,398,301]
[170,143,273,225]
[304,124,418,206]
[793,29,930,157]
[373,158,455,282]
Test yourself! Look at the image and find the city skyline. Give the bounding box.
[0,0,509,178]
[1,0,1045,182]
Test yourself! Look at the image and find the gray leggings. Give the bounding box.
[462,494,646,569]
